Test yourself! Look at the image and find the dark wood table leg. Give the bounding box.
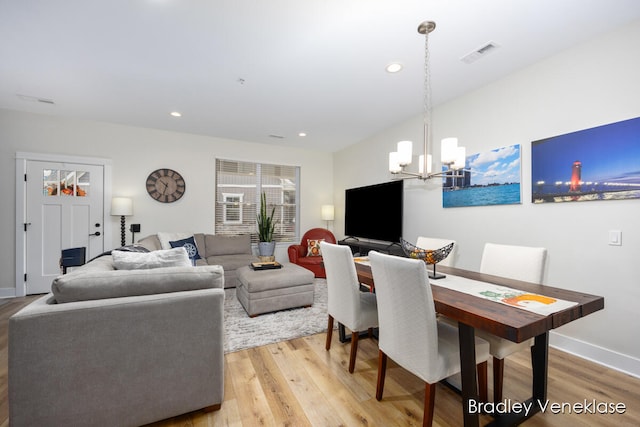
[532,332,549,403]
[459,322,480,427]
[486,332,548,426]
[339,322,347,342]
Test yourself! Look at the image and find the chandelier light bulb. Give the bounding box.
[389,152,402,173]
[453,146,466,170]
[397,140,413,166]
[441,137,459,164]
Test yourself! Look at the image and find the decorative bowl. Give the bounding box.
[400,238,454,276]
[400,238,454,264]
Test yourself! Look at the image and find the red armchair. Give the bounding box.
[288,228,337,278]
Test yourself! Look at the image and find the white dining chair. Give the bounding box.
[477,242,547,403]
[415,236,457,267]
[320,241,379,373]
[368,251,490,427]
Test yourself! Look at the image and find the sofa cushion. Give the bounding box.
[137,234,162,251]
[157,232,192,250]
[112,247,192,270]
[205,253,256,271]
[204,234,251,256]
[169,236,202,262]
[51,264,225,303]
[74,255,115,272]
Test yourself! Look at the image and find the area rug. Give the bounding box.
[223,279,330,353]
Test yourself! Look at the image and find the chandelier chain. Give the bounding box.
[423,29,432,158]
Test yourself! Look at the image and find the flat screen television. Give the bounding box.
[344,180,403,243]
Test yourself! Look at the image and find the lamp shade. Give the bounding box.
[453,146,466,170]
[441,137,459,164]
[396,140,413,166]
[111,197,133,216]
[388,152,402,173]
[321,205,335,221]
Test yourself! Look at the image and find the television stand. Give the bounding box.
[339,237,404,257]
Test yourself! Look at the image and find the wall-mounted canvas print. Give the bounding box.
[443,144,521,208]
[531,117,640,204]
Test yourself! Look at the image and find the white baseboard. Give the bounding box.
[550,331,640,379]
[0,287,16,298]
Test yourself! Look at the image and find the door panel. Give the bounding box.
[70,204,90,249]
[41,204,62,276]
[26,161,105,294]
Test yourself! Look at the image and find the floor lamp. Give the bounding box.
[111,197,133,247]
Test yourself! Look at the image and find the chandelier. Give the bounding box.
[388,21,466,180]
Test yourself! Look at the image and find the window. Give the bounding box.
[215,159,299,243]
[222,193,243,224]
[43,169,90,197]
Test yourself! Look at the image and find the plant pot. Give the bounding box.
[258,241,276,257]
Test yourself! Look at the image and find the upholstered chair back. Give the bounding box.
[480,243,547,284]
[369,251,447,384]
[320,241,370,331]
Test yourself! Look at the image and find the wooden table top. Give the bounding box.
[355,262,604,343]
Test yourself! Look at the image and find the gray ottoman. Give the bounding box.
[236,263,315,317]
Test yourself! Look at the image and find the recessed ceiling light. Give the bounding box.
[386,63,403,73]
[170,111,182,117]
[298,132,307,137]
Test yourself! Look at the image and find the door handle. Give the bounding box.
[90,231,101,236]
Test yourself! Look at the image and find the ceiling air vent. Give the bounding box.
[17,94,55,105]
[460,42,500,64]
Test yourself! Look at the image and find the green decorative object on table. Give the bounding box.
[257,192,276,257]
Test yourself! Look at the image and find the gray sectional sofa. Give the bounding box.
[138,233,256,288]
[9,255,226,427]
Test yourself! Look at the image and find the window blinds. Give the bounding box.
[215,158,299,243]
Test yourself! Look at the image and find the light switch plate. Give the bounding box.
[608,230,622,246]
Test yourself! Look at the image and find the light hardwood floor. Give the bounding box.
[2,296,639,426]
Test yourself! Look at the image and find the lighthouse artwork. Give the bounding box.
[569,161,581,192]
[531,117,640,204]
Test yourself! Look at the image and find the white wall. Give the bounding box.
[1,109,333,294]
[333,20,640,375]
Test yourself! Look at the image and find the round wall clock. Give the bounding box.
[146,168,186,203]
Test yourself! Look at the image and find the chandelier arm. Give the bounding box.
[393,169,466,181]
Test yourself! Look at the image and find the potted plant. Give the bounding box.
[257,192,276,258]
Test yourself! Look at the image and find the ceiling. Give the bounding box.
[2,0,640,153]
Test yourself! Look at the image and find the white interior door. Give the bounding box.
[25,160,105,294]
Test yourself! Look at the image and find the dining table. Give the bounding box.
[353,261,605,427]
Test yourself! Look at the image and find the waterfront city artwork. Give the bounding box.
[443,144,521,208]
[531,117,640,204]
